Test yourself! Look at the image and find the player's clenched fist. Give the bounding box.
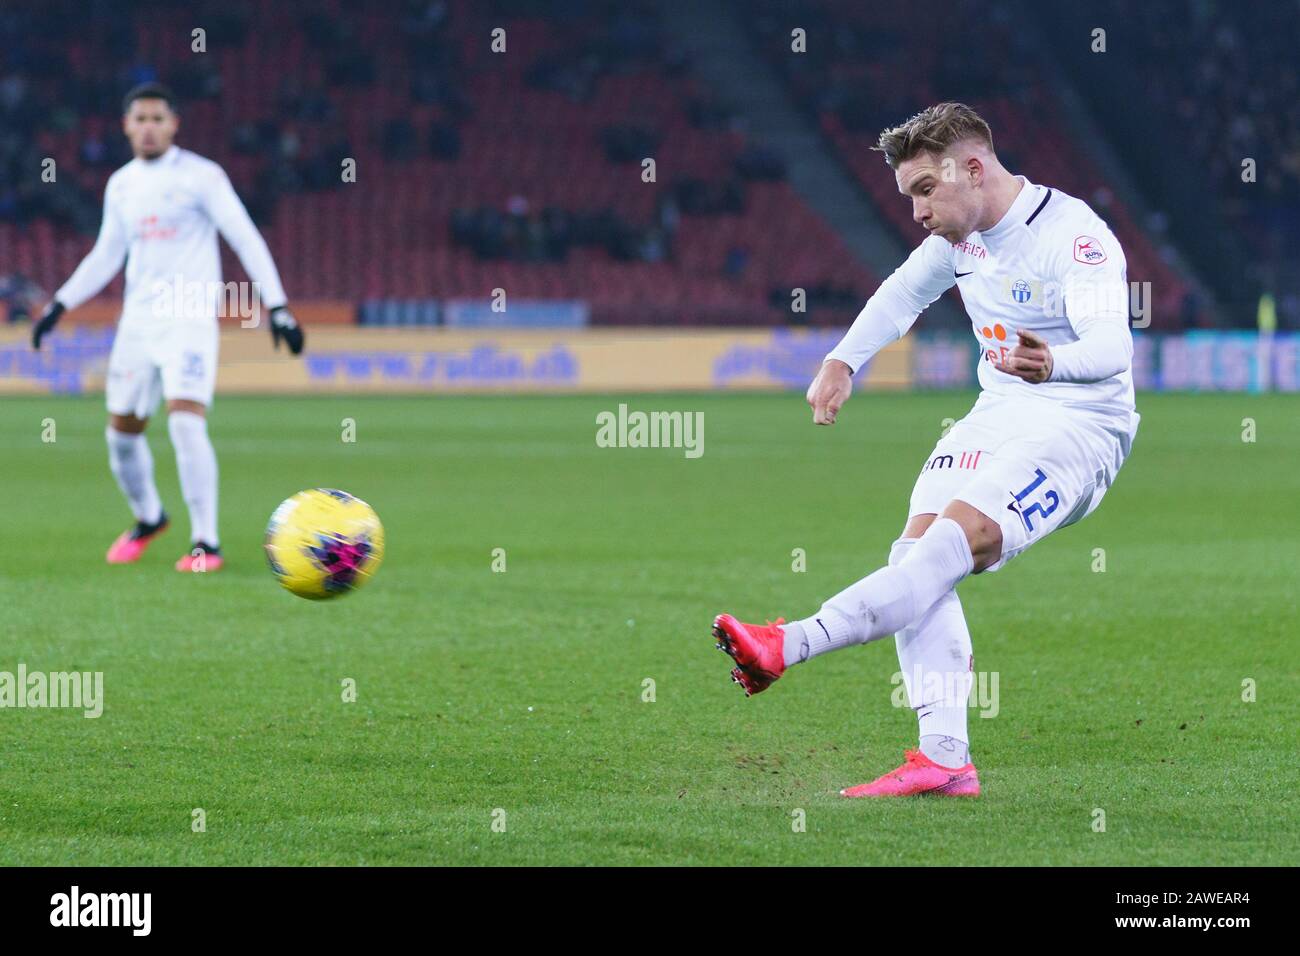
[806,358,854,425]
[994,329,1054,384]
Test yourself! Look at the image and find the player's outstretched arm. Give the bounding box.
[203,165,303,355]
[33,184,128,350]
[806,359,854,425]
[812,235,956,423]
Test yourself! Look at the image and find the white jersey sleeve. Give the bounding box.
[1044,223,1132,384]
[55,174,129,311]
[826,235,956,373]
[200,163,288,309]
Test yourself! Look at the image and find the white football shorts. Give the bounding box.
[908,391,1139,571]
[105,319,219,418]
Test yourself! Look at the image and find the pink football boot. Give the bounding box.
[840,749,981,798]
[712,613,787,696]
[106,513,169,564]
[175,543,224,573]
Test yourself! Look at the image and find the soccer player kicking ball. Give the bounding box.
[713,103,1139,798]
[31,82,304,572]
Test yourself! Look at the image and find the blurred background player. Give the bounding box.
[713,103,1140,798]
[31,81,304,572]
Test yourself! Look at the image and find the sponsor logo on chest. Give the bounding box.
[952,240,988,260]
[136,214,178,240]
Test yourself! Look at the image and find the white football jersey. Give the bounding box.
[56,145,287,326]
[828,177,1137,438]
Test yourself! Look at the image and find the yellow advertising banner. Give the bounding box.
[0,324,911,395]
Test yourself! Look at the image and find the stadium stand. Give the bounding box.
[6,0,1287,331]
[0,0,874,327]
[1034,0,1300,328]
[738,0,1200,330]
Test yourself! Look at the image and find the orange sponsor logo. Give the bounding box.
[978,322,1011,364]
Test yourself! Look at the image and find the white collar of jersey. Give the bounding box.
[978,175,1041,241]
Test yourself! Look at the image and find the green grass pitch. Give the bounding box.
[2,391,1296,865]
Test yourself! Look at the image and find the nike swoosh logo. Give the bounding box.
[955,270,973,278]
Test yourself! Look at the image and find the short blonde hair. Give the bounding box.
[873,102,994,169]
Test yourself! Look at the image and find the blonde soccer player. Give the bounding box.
[712,103,1139,797]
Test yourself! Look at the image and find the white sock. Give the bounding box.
[782,614,850,666]
[168,411,219,546]
[785,518,974,664]
[891,537,973,769]
[919,734,970,768]
[105,426,163,524]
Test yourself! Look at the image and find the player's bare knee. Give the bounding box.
[902,513,937,539]
[941,500,1002,573]
[109,413,148,434]
[968,527,1002,573]
[964,518,1002,573]
[167,399,206,417]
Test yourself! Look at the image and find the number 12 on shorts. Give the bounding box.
[1008,467,1059,532]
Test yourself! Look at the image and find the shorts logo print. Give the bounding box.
[922,450,984,473]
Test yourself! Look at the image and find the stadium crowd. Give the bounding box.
[3,0,1290,328]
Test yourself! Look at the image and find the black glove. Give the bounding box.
[31,300,65,350]
[269,305,304,355]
